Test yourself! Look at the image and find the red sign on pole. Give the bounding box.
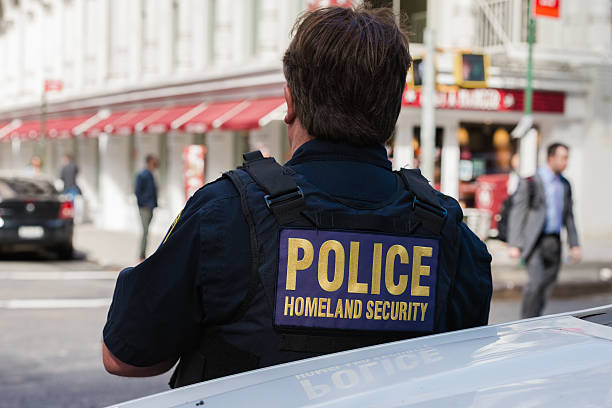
[307,0,354,10]
[534,0,560,18]
[183,145,206,201]
[44,79,63,93]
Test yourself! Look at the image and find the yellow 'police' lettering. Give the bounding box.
[286,238,314,290]
[385,245,409,295]
[285,237,433,298]
[370,243,383,294]
[348,241,368,294]
[411,246,432,297]
[318,240,345,292]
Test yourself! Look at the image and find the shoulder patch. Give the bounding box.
[162,210,182,244]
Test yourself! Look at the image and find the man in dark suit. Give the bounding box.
[135,154,159,261]
[508,143,581,318]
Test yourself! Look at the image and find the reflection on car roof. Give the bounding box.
[110,305,612,408]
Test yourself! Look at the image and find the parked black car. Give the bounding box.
[0,173,74,259]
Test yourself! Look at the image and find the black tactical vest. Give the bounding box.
[170,151,463,388]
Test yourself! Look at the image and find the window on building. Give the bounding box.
[370,0,427,43]
[83,0,99,87]
[251,0,260,57]
[207,0,216,65]
[141,0,159,76]
[172,0,194,72]
[108,0,129,81]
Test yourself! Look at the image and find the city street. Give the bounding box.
[0,252,610,408]
[0,253,167,408]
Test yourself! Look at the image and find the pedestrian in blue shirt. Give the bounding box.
[102,5,492,387]
[134,154,158,261]
[508,143,581,317]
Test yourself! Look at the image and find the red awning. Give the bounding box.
[179,101,247,133]
[46,115,96,139]
[141,105,199,133]
[110,108,162,135]
[9,120,41,140]
[85,109,158,136]
[0,122,10,142]
[219,97,286,130]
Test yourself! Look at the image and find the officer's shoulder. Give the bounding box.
[185,176,240,212]
[434,190,464,223]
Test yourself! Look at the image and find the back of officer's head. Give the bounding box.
[283,6,411,147]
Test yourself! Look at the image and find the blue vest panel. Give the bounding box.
[276,229,439,333]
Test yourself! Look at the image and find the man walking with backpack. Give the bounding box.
[508,143,581,318]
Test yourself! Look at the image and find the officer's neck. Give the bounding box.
[287,120,313,156]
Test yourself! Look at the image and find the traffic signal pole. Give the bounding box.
[519,0,538,177]
[420,0,436,183]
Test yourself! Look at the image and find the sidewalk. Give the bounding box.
[488,238,612,298]
[74,224,164,270]
[74,224,612,299]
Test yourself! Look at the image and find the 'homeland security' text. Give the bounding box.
[284,296,428,322]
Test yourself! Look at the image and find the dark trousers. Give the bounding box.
[139,207,154,259]
[521,234,561,318]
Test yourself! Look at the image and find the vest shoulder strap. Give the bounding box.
[222,169,261,323]
[396,168,448,234]
[240,151,306,225]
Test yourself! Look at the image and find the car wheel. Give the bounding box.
[55,244,74,260]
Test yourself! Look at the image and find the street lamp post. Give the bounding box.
[519,0,538,177]
[419,0,437,183]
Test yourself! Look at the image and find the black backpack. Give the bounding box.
[497,176,534,242]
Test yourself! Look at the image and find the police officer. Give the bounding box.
[102,5,492,387]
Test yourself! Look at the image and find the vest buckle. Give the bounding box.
[264,186,305,210]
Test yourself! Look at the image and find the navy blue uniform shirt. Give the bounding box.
[104,139,492,367]
[135,169,158,209]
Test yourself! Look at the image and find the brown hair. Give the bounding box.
[547,142,569,158]
[283,6,411,147]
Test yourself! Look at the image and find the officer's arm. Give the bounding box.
[447,223,493,329]
[102,341,177,377]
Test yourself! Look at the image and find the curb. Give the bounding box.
[493,280,612,299]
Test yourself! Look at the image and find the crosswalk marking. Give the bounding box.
[0,271,118,280]
[0,298,112,309]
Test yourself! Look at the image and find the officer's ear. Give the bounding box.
[284,85,297,125]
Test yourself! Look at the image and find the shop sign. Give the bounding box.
[183,145,206,201]
[402,88,564,113]
[534,0,560,19]
[44,79,63,93]
[307,0,354,10]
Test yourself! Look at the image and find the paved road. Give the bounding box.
[0,253,168,408]
[0,252,611,408]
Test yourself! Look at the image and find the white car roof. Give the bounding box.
[109,305,612,408]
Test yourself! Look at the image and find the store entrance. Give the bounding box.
[456,122,522,208]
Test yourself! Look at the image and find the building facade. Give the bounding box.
[0,0,611,241]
